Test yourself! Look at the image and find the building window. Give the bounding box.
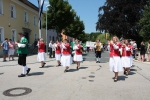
[24,11,28,22]
[11,29,16,42]
[34,16,36,25]
[0,27,4,43]
[0,0,3,14]
[35,33,37,39]
[10,4,16,18]
[49,36,51,41]
[52,36,54,41]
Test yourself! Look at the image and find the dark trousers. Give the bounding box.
[18,54,27,66]
[49,48,52,58]
[87,47,89,52]
[96,51,101,58]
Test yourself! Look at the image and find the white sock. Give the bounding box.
[98,58,101,62]
[22,67,26,75]
[25,66,28,70]
[96,58,98,61]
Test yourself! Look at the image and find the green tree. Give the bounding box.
[43,0,75,39]
[64,16,85,38]
[96,0,147,39]
[139,1,150,41]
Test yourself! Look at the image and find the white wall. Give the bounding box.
[47,29,58,43]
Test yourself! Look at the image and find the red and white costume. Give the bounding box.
[37,42,46,62]
[121,45,132,68]
[61,43,72,67]
[73,44,83,61]
[54,43,61,61]
[109,42,123,72]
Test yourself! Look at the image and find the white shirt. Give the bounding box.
[49,42,52,48]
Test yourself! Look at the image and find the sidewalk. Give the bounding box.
[133,53,150,65]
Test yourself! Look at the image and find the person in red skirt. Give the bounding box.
[37,38,46,68]
[54,40,61,67]
[121,39,132,75]
[61,39,72,72]
[73,40,83,70]
[109,36,123,82]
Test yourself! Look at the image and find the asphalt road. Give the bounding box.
[83,51,109,63]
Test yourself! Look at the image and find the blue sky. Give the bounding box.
[29,0,106,33]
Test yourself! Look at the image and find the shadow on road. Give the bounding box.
[80,67,88,69]
[43,65,54,68]
[128,71,136,75]
[0,73,4,75]
[130,69,137,71]
[68,69,77,72]
[27,72,44,76]
[117,76,128,81]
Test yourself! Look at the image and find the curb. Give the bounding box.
[133,59,150,65]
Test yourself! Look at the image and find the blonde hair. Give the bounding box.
[40,38,44,42]
[112,36,119,42]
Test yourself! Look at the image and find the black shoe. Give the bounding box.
[64,70,68,73]
[77,66,79,70]
[26,68,31,75]
[99,61,100,63]
[124,71,126,75]
[18,74,26,77]
[96,61,99,63]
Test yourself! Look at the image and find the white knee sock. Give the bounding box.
[98,58,101,62]
[22,67,26,74]
[25,66,28,70]
[96,58,98,61]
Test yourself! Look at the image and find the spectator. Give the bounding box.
[140,42,146,62]
[34,39,38,48]
[147,41,150,62]
[52,42,55,58]
[1,38,9,62]
[8,39,15,61]
[49,41,52,58]
[132,41,137,59]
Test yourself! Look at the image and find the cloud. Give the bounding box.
[44,1,49,5]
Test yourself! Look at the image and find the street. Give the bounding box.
[0,51,150,100]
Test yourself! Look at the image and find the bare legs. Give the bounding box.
[8,55,14,60]
[76,61,80,70]
[123,67,130,76]
[141,54,145,62]
[147,54,150,62]
[64,66,69,72]
[114,72,118,82]
[40,61,46,68]
[56,60,61,67]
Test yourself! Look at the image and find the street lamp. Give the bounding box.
[46,5,50,54]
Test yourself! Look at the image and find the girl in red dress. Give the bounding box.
[37,38,46,68]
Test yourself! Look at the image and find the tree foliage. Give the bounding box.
[43,0,75,33]
[43,0,86,41]
[64,16,85,38]
[96,0,147,39]
[139,1,150,41]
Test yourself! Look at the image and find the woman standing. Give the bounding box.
[109,36,122,82]
[140,42,146,62]
[55,40,61,66]
[8,39,15,61]
[61,39,72,72]
[121,39,132,76]
[37,38,46,68]
[147,42,150,62]
[73,40,83,70]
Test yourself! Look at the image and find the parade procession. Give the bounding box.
[1,0,150,100]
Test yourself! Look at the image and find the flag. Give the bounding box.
[37,0,45,29]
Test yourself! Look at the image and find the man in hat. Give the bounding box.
[15,32,31,77]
